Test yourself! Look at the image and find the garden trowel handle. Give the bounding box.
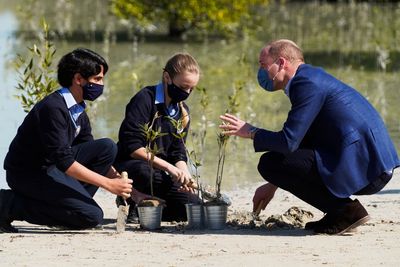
[121,171,129,180]
[120,171,129,205]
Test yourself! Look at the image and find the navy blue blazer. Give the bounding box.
[254,64,399,197]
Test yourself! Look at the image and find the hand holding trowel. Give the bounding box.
[116,171,130,233]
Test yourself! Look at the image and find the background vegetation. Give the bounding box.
[3,0,400,189]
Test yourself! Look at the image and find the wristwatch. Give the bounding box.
[248,126,259,139]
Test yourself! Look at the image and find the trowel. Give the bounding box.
[116,171,129,233]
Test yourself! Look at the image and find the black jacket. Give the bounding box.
[4,91,93,173]
[117,86,189,164]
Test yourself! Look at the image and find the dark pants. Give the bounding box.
[6,138,117,229]
[257,149,392,214]
[115,159,200,221]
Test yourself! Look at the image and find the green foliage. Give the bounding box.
[111,0,268,37]
[192,86,209,164]
[14,19,58,113]
[215,83,243,197]
[168,115,203,200]
[140,112,167,196]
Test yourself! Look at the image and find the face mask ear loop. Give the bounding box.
[272,70,280,81]
[268,58,281,81]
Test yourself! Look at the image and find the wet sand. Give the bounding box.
[1,170,400,266]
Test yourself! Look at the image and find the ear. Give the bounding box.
[163,71,172,84]
[278,57,286,70]
[72,73,84,87]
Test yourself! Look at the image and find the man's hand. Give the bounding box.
[219,113,253,138]
[104,178,133,199]
[252,183,278,214]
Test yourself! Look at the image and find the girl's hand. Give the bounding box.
[167,165,192,186]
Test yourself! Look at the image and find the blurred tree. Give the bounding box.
[14,19,58,112]
[111,0,268,38]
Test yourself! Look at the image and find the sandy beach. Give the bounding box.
[1,170,400,267]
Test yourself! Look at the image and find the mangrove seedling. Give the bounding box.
[140,111,167,197]
[168,116,203,201]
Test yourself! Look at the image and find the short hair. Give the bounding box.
[267,39,304,63]
[163,53,200,79]
[57,48,108,88]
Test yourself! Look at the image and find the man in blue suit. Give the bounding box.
[220,39,399,235]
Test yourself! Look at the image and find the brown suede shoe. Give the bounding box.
[313,199,370,235]
[305,213,332,230]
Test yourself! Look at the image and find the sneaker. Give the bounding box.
[115,195,126,207]
[313,199,370,235]
[127,205,139,224]
[115,196,139,224]
[0,189,18,233]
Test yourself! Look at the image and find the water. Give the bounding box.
[0,11,24,188]
[1,1,400,191]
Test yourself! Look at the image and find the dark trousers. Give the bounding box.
[115,159,200,221]
[257,149,392,214]
[6,138,117,229]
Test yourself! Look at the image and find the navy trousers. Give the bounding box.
[115,158,200,221]
[6,138,117,229]
[257,149,392,214]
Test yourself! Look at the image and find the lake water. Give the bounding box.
[1,2,400,190]
[0,11,24,189]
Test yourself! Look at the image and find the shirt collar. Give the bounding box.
[285,64,306,97]
[154,83,164,104]
[58,87,86,109]
[58,88,86,122]
[284,77,292,97]
[154,83,179,117]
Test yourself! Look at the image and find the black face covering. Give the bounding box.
[82,82,104,101]
[167,82,190,103]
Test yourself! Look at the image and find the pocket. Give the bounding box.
[341,130,360,148]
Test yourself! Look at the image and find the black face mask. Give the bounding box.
[167,82,190,103]
[82,82,104,101]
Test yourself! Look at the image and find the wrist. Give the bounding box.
[101,177,112,192]
[248,126,259,139]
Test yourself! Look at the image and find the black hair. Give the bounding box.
[57,48,108,88]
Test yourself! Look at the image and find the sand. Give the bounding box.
[1,170,400,267]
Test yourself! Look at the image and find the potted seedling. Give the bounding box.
[137,112,167,230]
[203,83,243,230]
[169,86,220,229]
[202,131,231,230]
[168,116,205,229]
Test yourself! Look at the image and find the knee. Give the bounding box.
[257,152,280,182]
[257,152,272,177]
[96,138,117,160]
[78,206,104,229]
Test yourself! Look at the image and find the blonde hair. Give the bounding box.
[267,39,304,63]
[163,53,200,129]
